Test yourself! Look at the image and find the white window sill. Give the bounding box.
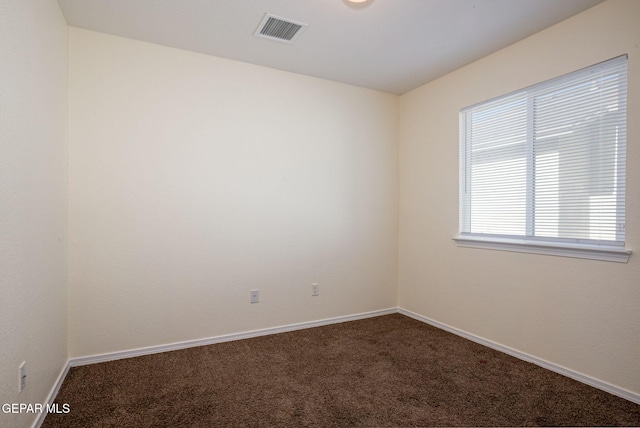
[453,236,631,263]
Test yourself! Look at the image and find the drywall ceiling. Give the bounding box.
[56,0,605,95]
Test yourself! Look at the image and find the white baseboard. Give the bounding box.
[398,307,640,405]
[68,308,398,367]
[32,359,71,428]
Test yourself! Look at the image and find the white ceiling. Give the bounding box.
[56,0,605,95]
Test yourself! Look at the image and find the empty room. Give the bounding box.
[1,0,639,426]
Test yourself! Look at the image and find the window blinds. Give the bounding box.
[460,55,627,246]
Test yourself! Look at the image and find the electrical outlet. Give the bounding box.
[250,289,259,303]
[312,283,319,296]
[19,361,26,392]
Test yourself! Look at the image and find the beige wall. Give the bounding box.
[0,1,68,427]
[399,0,640,395]
[67,28,399,357]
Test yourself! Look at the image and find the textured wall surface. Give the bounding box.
[399,0,640,396]
[0,1,68,427]
[68,28,399,357]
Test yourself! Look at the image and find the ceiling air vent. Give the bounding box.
[254,14,308,44]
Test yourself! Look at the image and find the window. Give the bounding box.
[456,56,630,262]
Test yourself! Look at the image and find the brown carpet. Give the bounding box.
[43,314,640,427]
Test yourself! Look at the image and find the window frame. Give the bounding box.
[454,56,631,263]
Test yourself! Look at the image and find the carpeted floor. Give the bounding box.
[43,314,640,427]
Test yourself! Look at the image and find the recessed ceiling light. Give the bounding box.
[344,0,373,7]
